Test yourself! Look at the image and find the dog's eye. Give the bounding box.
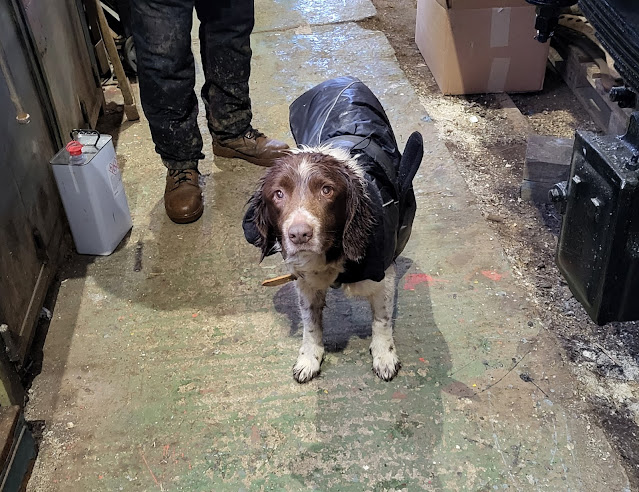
[321,185,333,197]
[274,190,284,200]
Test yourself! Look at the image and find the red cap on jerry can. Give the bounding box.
[66,141,83,156]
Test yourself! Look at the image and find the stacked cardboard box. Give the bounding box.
[416,0,551,95]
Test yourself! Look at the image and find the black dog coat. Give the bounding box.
[243,76,423,284]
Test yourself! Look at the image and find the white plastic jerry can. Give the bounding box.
[50,130,132,255]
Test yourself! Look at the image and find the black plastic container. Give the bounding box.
[556,113,639,325]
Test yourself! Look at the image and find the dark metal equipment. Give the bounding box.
[526,0,639,98]
[101,0,136,73]
[553,114,639,325]
[525,0,578,42]
[579,0,639,97]
[525,0,639,324]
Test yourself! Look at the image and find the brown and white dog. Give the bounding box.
[244,76,422,383]
[246,145,401,383]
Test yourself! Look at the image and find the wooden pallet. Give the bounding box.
[549,30,633,135]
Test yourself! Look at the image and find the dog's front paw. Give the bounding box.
[371,343,401,381]
[293,350,323,383]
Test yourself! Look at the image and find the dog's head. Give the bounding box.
[247,146,373,262]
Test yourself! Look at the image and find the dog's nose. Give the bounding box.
[289,222,313,245]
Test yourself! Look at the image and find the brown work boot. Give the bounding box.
[164,169,203,224]
[212,128,289,167]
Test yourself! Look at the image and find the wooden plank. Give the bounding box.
[0,349,24,406]
[0,406,20,467]
[524,136,573,179]
[94,0,139,121]
[575,84,611,133]
[521,135,573,203]
[563,43,591,89]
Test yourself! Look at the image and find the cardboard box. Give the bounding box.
[416,0,550,95]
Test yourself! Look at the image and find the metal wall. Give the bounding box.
[20,0,104,141]
[0,0,103,402]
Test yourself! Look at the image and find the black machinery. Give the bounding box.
[552,116,639,325]
[525,0,579,42]
[527,0,639,96]
[526,0,639,324]
[101,0,136,73]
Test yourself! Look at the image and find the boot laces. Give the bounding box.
[169,169,195,185]
[244,128,265,141]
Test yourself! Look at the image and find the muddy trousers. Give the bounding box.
[130,0,254,169]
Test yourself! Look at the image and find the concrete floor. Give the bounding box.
[26,1,632,490]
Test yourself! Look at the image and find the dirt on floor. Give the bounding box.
[362,0,639,486]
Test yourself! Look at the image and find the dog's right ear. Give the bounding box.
[243,180,275,262]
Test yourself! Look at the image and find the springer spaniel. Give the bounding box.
[244,77,423,383]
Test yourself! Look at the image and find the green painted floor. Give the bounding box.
[26,1,631,490]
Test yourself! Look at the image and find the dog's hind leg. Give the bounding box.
[293,282,326,383]
[369,263,401,381]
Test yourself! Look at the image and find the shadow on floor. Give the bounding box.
[270,256,458,490]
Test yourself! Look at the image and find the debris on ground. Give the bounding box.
[365,0,639,485]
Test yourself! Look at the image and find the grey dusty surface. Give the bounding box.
[26,1,632,490]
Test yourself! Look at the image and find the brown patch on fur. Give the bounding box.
[248,151,374,261]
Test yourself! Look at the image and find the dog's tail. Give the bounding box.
[394,132,424,259]
[398,132,423,195]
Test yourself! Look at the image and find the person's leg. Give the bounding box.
[195,0,289,167]
[130,0,203,170]
[196,0,253,139]
[130,0,205,223]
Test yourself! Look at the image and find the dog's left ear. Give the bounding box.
[342,171,374,262]
[243,181,275,261]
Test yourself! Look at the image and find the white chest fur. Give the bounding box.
[285,252,344,290]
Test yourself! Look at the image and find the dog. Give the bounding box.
[243,77,423,383]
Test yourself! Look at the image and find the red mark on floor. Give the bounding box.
[481,270,503,281]
[442,381,477,398]
[192,313,199,318]
[250,425,260,444]
[392,391,407,400]
[403,273,449,291]
[140,451,161,488]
